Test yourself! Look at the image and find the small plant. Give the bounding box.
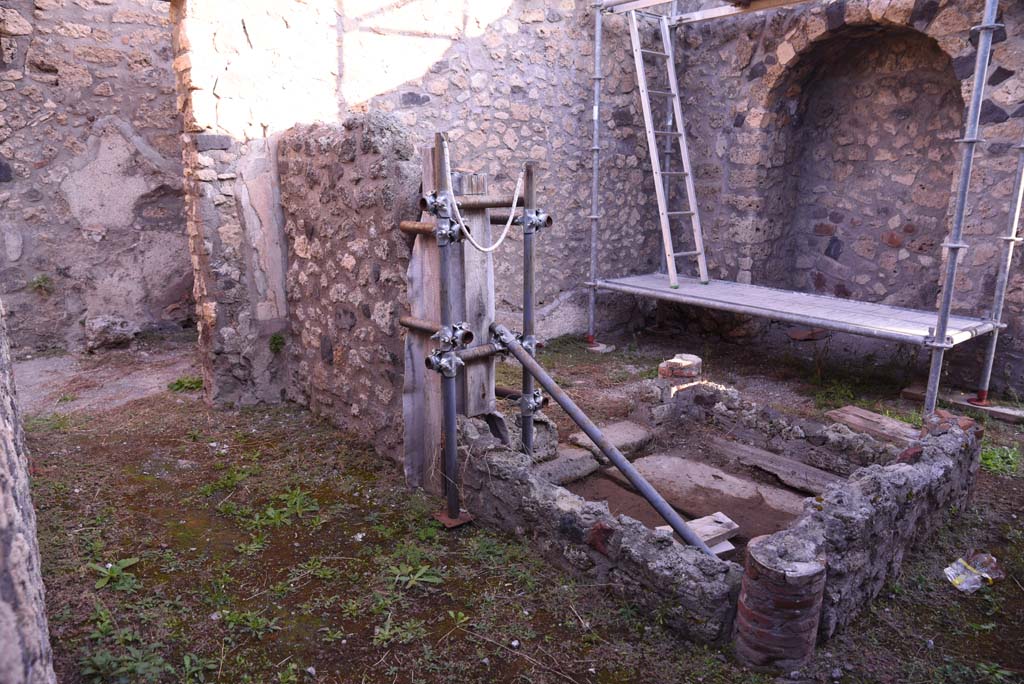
[182,653,218,683]
[388,563,443,590]
[980,443,1021,476]
[261,505,293,527]
[116,644,172,681]
[319,627,346,643]
[29,274,54,295]
[813,379,856,410]
[277,662,300,684]
[79,649,120,682]
[198,466,252,497]
[24,413,72,433]
[234,532,268,556]
[57,393,77,404]
[168,375,203,392]
[87,604,115,641]
[373,614,426,646]
[88,557,140,592]
[269,333,286,354]
[277,487,319,518]
[222,610,281,639]
[447,610,469,627]
[294,556,339,581]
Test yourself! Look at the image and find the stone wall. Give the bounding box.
[782,30,962,309]
[459,413,744,645]
[168,0,661,405]
[752,417,980,646]
[170,0,1024,405]
[672,0,1024,390]
[277,118,420,457]
[0,301,56,684]
[0,0,187,352]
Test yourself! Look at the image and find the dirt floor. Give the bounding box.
[19,332,1024,684]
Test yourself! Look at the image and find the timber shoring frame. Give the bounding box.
[586,0,1014,417]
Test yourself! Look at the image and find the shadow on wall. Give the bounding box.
[762,27,964,309]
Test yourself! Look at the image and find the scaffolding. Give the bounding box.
[587,0,1017,416]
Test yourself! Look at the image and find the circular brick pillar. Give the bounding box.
[734,534,826,670]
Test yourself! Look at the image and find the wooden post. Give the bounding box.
[402,152,497,493]
[403,147,443,492]
[453,172,496,418]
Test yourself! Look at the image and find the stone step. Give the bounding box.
[604,452,807,539]
[569,420,653,460]
[532,446,601,486]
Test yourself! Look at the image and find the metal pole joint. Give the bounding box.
[425,349,465,378]
[432,322,473,351]
[520,388,545,414]
[521,209,551,235]
[520,333,538,357]
[423,190,462,245]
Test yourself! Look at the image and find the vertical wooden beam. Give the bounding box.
[454,173,497,417]
[403,147,443,492]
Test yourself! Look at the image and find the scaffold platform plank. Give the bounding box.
[593,273,997,347]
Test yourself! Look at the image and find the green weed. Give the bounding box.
[24,413,73,433]
[168,375,203,392]
[88,557,140,592]
[198,466,252,497]
[388,563,443,590]
[813,380,856,410]
[222,610,281,639]
[182,653,218,683]
[980,443,1021,476]
[234,533,268,556]
[269,333,286,354]
[29,274,54,295]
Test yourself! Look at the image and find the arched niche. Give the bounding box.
[760,27,964,309]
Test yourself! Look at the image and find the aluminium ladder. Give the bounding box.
[627,10,709,287]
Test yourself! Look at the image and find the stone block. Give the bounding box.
[0,9,32,36]
[195,133,232,151]
[84,315,140,351]
[569,420,652,460]
[658,353,702,380]
[532,446,600,485]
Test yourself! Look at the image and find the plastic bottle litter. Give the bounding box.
[943,552,1005,593]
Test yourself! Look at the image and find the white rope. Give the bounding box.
[441,138,525,254]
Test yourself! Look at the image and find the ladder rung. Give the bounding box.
[654,130,683,135]
[648,89,675,96]
[666,210,695,216]
[673,250,702,257]
[641,49,669,57]
[658,171,689,176]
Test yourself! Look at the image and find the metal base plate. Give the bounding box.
[433,509,475,529]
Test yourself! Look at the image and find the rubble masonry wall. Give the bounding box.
[0,0,187,352]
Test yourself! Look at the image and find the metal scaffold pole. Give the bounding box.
[973,134,1024,405]
[924,0,1001,415]
[587,3,603,344]
[521,162,537,455]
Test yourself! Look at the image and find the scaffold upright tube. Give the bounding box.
[434,132,461,521]
[924,0,1000,415]
[521,162,537,456]
[491,323,715,557]
[587,3,603,343]
[975,136,1024,404]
